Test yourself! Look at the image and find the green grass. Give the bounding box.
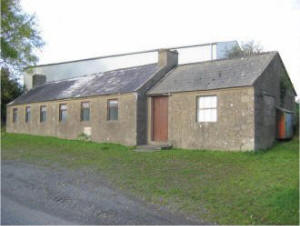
[1,132,299,225]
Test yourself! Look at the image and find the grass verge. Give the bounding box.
[1,132,299,224]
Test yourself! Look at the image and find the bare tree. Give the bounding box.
[225,40,263,58]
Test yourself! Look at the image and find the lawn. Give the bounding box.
[1,132,299,225]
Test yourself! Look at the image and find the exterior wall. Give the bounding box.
[136,94,148,145]
[6,93,137,146]
[147,87,255,151]
[253,54,296,150]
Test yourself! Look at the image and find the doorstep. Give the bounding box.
[134,144,173,152]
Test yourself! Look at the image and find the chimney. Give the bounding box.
[32,74,46,88]
[158,49,178,68]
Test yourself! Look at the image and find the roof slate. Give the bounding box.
[10,64,159,105]
[148,52,277,95]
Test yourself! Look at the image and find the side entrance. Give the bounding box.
[151,96,168,142]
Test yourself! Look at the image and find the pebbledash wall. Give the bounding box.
[147,87,255,151]
[6,93,138,146]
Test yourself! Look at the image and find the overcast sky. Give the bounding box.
[21,0,300,95]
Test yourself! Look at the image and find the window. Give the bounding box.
[25,106,31,123]
[81,102,90,121]
[197,96,217,122]
[40,106,47,122]
[13,108,18,123]
[107,99,118,120]
[59,104,67,122]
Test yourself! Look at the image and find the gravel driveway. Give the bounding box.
[1,160,201,225]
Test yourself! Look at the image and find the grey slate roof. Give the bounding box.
[148,52,277,95]
[10,64,159,105]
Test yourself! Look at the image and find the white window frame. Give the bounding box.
[197,95,218,122]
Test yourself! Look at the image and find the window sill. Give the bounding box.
[197,121,217,124]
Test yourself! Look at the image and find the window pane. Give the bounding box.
[108,100,118,120]
[25,107,31,122]
[203,109,210,122]
[13,108,18,122]
[109,100,118,107]
[82,108,90,121]
[28,112,31,122]
[211,109,217,122]
[61,110,67,122]
[41,112,46,122]
[110,107,118,120]
[60,104,67,110]
[82,102,89,108]
[40,106,47,122]
[59,104,67,122]
[210,96,217,108]
[199,96,217,109]
[198,109,217,122]
[198,97,206,108]
[199,97,208,108]
[205,109,210,121]
[81,102,90,121]
[198,109,208,122]
[198,110,204,122]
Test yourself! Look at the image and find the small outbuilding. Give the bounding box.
[6,48,296,151]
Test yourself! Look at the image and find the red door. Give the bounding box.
[152,96,168,142]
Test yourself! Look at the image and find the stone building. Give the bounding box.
[6,48,296,151]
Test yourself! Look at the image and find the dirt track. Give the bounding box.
[1,160,202,225]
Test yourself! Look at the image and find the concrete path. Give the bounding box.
[1,196,75,225]
[1,160,200,225]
